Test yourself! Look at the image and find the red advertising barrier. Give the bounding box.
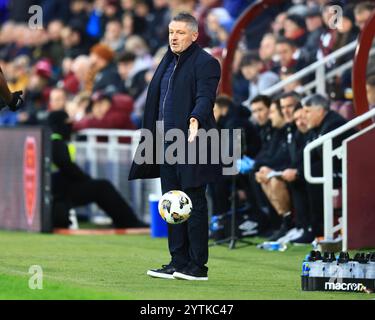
[346,126,375,249]
[0,127,52,232]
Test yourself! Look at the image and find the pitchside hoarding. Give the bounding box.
[0,127,52,232]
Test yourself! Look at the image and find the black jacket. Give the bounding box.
[307,110,357,178]
[93,63,123,93]
[255,125,290,171]
[128,42,222,189]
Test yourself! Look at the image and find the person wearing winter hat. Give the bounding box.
[88,43,123,93]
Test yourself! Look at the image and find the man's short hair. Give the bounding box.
[171,12,198,32]
[215,95,233,109]
[279,91,302,102]
[271,98,283,117]
[276,37,297,48]
[354,1,375,15]
[250,94,272,108]
[302,94,330,111]
[118,51,136,64]
[240,52,261,68]
[366,74,375,87]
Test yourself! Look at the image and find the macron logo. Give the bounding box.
[324,281,365,291]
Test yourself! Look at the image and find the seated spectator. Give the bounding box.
[302,94,357,239]
[354,1,375,31]
[73,91,134,131]
[117,51,148,99]
[259,33,278,73]
[70,55,91,92]
[66,91,91,122]
[303,6,325,62]
[88,43,123,93]
[102,18,126,54]
[284,14,308,48]
[275,37,310,77]
[206,7,234,48]
[7,55,30,93]
[280,67,304,94]
[254,99,293,241]
[48,110,147,229]
[240,53,279,107]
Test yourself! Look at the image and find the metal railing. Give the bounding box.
[71,129,161,223]
[303,108,375,248]
[262,40,360,97]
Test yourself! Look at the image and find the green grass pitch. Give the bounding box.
[0,230,373,300]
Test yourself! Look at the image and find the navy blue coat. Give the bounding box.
[128,42,222,189]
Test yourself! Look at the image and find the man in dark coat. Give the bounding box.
[302,94,357,240]
[128,13,221,281]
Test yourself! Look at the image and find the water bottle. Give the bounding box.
[257,241,287,251]
[326,252,338,278]
[366,252,375,279]
[302,253,310,277]
[322,252,335,277]
[337,252,352,278]
[310,251,324,277]
[352,253,366,279]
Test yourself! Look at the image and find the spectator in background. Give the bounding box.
[240,53,279,107]
[102,18,126,54]
[280,67,303,94]
[18,59,54,125]
[280,104,310,244]
[254,100,290,237]
[271,12,287,38]
[44,20,65,68]
[49,87,68,112]
[61,22,90,59]
[88,43,123,93]
[302,94,357,239]
[7,55,30,93]
[366,74,375,120]
[117,51,148,99]
[73,91,134,130]
[303,6,325,62]
[316,1,342,64]
[70,55,92,93]
[206,7,234,48]
[284,14,307,48]
[259,33,277,73]
[275,37,310,77]
[354,1,375,31]
[66,92,91,122]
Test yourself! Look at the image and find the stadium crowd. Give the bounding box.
[0,0,375,242]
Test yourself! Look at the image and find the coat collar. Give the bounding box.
[166,41,199,65]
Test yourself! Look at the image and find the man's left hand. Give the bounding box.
[188,117,199,143]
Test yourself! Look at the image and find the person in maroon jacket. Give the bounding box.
[73,91,134,131]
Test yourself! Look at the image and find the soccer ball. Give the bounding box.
[158,190,192,224]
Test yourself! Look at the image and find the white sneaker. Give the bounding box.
[277,228,304,244]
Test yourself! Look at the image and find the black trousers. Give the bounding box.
[160,163,209,271]
[66,179,140,228]
[289,179,310,230]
